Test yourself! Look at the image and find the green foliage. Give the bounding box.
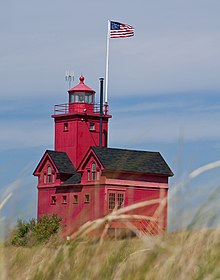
[10,219,33,246]
[8,215,61,247]
[32,214,62,244]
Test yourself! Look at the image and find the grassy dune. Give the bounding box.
[1,229,220,280]
[1,161,220,279]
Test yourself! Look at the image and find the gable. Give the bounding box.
[77,147,103,172]
[33,151,57,176]
[33,150,76,176]
[76,147,103,183]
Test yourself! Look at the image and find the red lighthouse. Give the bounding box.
[34,75,173,237]
[53,75,111,167]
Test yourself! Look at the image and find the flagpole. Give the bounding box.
[105,19,110,104]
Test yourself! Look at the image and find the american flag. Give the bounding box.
[110,21,135,39]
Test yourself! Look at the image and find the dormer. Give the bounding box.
[77,148,103,184]
[33,154,58,186]
[33,150,77,187]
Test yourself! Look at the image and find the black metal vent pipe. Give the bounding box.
[99,78,104,147]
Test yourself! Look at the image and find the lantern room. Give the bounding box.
[68,75,95,114]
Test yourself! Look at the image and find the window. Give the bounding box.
[52,173,56,183]
[85,94,93,104]
[92,173,96,181]
[108,192,125,210]
[108,193,116,210]
[75,94,79,102]
[64,122,68,132]
[79,94,84,102]
[69,94,74,103]
[47,166,52,183]
[62,195,67,204]
[97,170,100,180]
[73,195,78,204]
[92,163,96,181]
[117,193,124,209]
[89,122,95,131]
[84,194,90,203]
[43,173,46,184]
[87,163,97,181]
[51,196,56,205]
[75,93,84,103]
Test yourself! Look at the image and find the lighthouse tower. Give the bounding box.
[53,75,111,168]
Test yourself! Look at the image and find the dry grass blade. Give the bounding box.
[189,160,220,179]
[0,193,13,211]
[71,197,162,239]
[112,198,161,216]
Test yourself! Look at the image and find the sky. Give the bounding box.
[1,0,220,232]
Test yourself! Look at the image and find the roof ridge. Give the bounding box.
[92,146,159,154]
[46,149,67,154]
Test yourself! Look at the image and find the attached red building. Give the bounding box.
[33,75,173,237]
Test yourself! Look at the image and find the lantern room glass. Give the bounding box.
[85,93,93,104]
[69,92,93,104]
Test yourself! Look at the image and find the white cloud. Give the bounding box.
[0,120,53,150]
[110,111,220,146]
[109,30,220,96]
[1,1,220,98]
[112,100,189,114]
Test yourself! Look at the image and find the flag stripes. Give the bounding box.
[110,21,135,39]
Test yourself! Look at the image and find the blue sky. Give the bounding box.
[1,0,220,232]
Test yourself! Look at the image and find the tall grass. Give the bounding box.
[2,229,220,279]
[1,161,220,279]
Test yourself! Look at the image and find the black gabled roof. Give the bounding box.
[48,150,82,185]
[92,147,173,176]
[47,150,76,174]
